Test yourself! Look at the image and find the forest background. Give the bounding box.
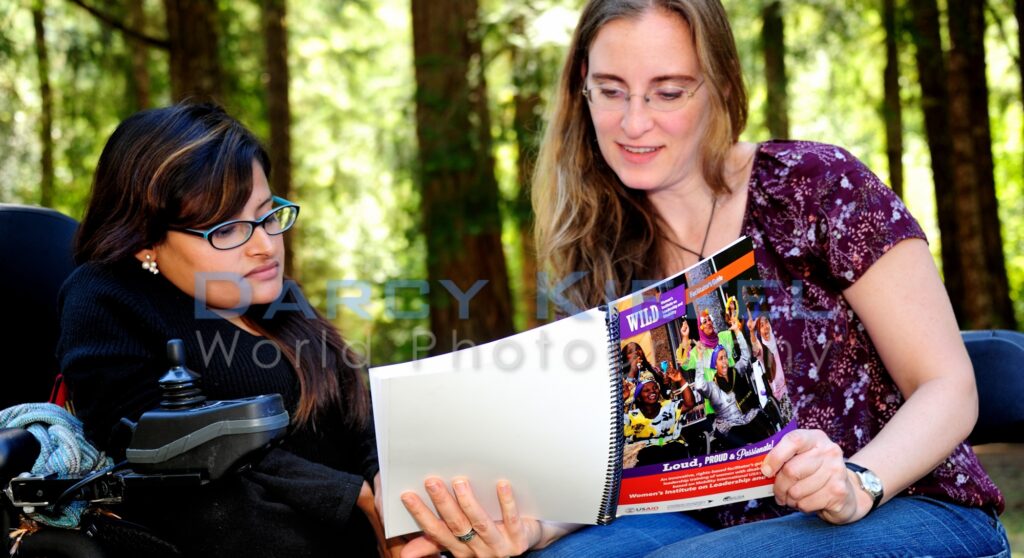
[0,0,1021,375]
[0,0,1022,552]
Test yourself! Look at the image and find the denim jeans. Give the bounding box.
[527,496,1010,558]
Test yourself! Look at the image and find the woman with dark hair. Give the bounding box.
[748,314,790,426]
[398,0,1008,556]
[623,378,697,467]
[58,103,386,557]
[702,339,773,447]
[620,341,668,399]
[620,342,659,381]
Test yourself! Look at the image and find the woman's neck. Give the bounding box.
[640,401,661,419]
[652,142,758,274]
[211,309,262,336]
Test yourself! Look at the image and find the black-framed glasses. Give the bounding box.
[582,79,705,112]
[177,196,300,250]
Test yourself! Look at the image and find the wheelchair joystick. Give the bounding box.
[159,339,206,410]
[123,339,290,479]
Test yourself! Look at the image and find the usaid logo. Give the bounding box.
[629,505,661,513]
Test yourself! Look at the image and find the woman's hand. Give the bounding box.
[760,429,871,525]
[622,378,636,401]
[399,477,545,557]
[729,316,742,333]
[665,363,683,384]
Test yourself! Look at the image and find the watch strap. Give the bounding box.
[845,461,883,514]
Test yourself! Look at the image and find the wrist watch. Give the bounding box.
[845,461,884,514]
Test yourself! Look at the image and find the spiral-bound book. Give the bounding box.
[371,236,798,537]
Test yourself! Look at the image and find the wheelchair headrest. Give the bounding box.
[0,204,78,409]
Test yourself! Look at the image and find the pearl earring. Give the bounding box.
[142,254,160,275]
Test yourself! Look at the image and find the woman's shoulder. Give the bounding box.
[61,260,145,305]
[753,140,867,183]
[745,140,925,286]
[59,259,190,326]
[748,140,901,217]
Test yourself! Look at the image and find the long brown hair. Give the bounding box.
[76,102,369,429]
[533,0,748,311]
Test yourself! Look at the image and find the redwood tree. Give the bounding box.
[163,0,222,101]
[946,0,1015,328]
[882,0,904,198]
[762,0,789,139]
[70,0,222,102]
[510,13,544,328]
[126,0,151,110]
[32,0,54,208]
[907,0,964,322]
[411,0,515,352]
[262,0,294,277]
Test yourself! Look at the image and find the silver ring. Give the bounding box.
[455,528,477,543]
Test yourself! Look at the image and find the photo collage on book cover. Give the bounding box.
[616,240,795,471]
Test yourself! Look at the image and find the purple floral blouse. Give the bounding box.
[702,140,1004,528]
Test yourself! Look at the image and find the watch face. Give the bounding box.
[860,471,883,496]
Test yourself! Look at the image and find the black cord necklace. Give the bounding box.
[664,197,717,260]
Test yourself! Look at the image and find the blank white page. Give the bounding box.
[371,307,615,537]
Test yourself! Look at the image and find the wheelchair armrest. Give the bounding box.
[0,428,40,483]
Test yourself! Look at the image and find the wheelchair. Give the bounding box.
[0,205,289,556]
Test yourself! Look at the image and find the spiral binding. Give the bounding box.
[597,303,625,525]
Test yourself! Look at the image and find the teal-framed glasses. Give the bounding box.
[177,196,300,250]
[582,79,705,112]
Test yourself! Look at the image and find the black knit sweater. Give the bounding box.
[57,260,379,557]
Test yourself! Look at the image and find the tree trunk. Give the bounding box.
[262,0,294,278]
[907,0,964,324]
[762,0,789,139]
[1018,0,1023,164]
[882,0,904,199]
[126,0,151,110]
[411,0,514,353]
[32,0,54,209]
[163,0,222,102]
[947,0,1015,328]
[511,16,542,329]
[1018,0,1023,116]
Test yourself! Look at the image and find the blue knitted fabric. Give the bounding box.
[0,402,113,528]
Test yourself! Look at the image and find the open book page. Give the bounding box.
[613,236,797,515]
[371,307,618,538]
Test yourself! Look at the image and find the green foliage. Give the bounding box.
[219,0,268,137]
[288,0,425,364]
[0,0,152,215]
[0,0,1021,362]
[480,0,579,330]
[984,0,1024,327]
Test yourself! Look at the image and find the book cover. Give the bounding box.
[613,237,796,515]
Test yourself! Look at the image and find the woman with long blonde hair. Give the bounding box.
[398,1,1008,556]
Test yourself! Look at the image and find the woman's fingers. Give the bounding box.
[762,429,821,477]
[450,478,502,552]
[496,481,533,553]
[400,479,541,557]
[420,478,485,554]
[764,429,854,516]
[778,460,833,509]
[792,470,854,516]
[399,489,456,544]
